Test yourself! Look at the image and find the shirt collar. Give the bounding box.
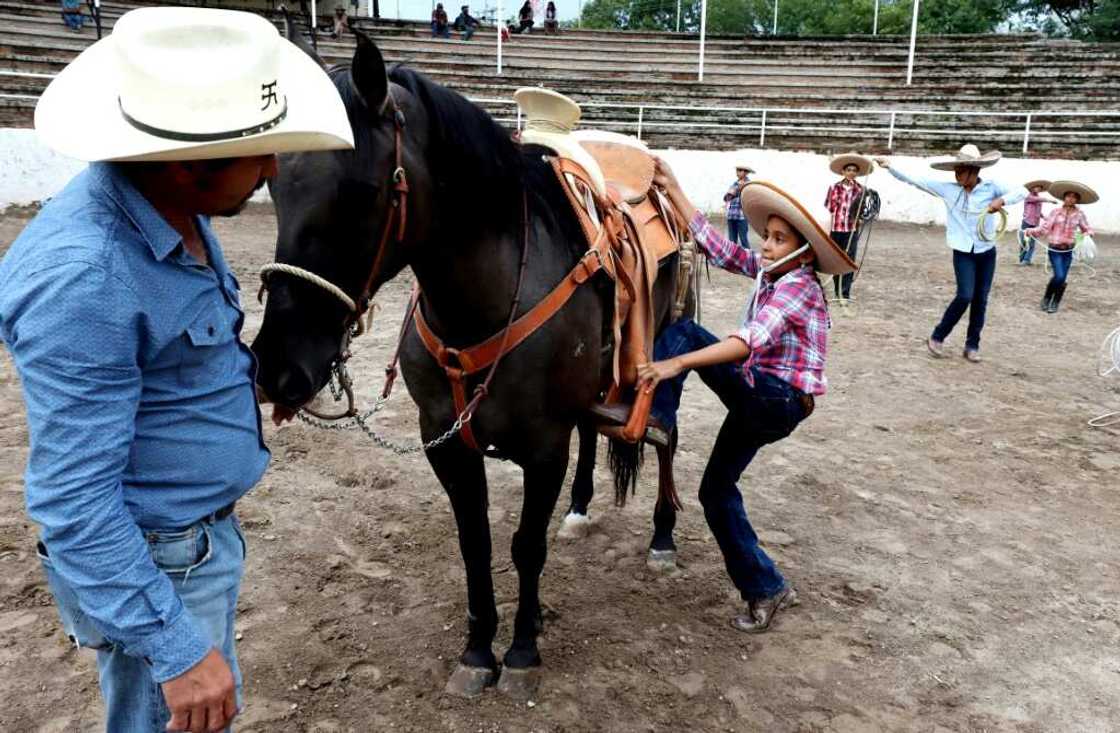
[91,162,183,262]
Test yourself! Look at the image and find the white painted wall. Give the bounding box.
[3,128,1119,232]
[655,147,1120,234]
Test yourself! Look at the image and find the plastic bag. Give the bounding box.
[1075,233,1097,263]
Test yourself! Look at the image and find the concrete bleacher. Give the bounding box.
[2,0,1119,157]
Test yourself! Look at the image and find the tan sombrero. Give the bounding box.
[735,162,755,173]
[1049,180,1099,205]
[35,7,353,162]
[929,144,1002,171]
[1024,179,1052,191]
[829,152,874,176]
[514,87,606,196]
[740,181,856,275]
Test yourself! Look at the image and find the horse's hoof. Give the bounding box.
[646,548,678,572]
[444,664,496,698]
[556,511,591,540]
[496,666,541,700]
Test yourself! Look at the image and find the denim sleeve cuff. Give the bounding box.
[134,608,213,683]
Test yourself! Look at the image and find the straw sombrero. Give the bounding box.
[740,181,856,275]
[1024,179,1051,191]
[829,152,874,176]
[929,144,1002,171]
[514,87,606,196]
[34,7,353,162]
[1048,180,1099,205]
[735,162,755,173]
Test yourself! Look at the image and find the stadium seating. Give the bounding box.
[2,0,1118,157]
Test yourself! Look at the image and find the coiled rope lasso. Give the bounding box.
[976,208,1008,243]
[1089,325,1120,428]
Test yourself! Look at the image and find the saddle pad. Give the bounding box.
[574,131,655,205]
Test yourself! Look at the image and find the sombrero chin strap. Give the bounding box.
[745,244,810,321]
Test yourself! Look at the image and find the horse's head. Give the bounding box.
[252,22,433,412]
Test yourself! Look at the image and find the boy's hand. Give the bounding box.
[637,359,683,393]
[873,157,891,169]
[988,197,1005,213]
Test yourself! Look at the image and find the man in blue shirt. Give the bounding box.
[877,145,1024,363]
[0,8,352,731]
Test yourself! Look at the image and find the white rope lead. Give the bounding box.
[1089,325,1120,428]
[260,263,359,314]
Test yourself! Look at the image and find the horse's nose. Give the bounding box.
[273,365,315,407]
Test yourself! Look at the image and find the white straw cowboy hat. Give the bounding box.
[1024,179,1052,191]
[735,161,755,173]
[740,181,857,276]
[514,86,606,195]
[929,144,1002,171]
[1048,180,1099,205]
[829,152,874,176]
[35,7,353,162]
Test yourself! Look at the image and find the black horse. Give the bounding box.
[252,28,685,697]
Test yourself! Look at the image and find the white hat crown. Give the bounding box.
[114,8,287,141]
[957,144,982,159]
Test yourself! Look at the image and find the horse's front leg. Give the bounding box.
[556,417,597,540]
[426,440,499,698]
[497,440,570,699]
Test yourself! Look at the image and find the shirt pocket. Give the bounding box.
[179,305,236,386]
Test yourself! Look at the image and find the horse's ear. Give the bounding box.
[280,6,326,69]
[351,30,389,113]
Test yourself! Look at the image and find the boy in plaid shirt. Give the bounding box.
[724,164,753,250]
[824,154,873,303]
[1025,181,1097,314]
[639,158,855,635]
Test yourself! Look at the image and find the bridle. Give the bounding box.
[258,90,410,420]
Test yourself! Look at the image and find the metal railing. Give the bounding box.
[476,96,1120,155]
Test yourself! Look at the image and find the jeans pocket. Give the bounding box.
[231,516,247,561]
[756,397,797,443]
[36,543,114,651]
[147,525,212,577]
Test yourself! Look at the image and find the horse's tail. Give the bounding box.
[607,436,644,507]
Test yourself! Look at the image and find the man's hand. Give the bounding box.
[652,157,683,196]
[637,358,683,393]
[987,197,1005,213]
[162,649,237,733]
[873,156,891,169]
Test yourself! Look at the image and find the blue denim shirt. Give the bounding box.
[888,167,1025,254]
[0,162,270,682]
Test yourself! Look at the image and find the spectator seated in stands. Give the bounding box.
[431,3,450,37]
[501,21,513,40]
[60,0,83,31]
[514,0,534,33]
[544,1,558,33]
[331,6,350,38]
[453,4,481,41]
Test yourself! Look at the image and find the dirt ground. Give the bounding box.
[1,205,1119,733]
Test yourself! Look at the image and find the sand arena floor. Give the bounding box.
[1,207,1118,732]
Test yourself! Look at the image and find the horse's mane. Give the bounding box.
[327,63,585,258]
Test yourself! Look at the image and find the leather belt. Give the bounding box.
[199,502,236,525]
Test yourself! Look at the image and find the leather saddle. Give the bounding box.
[545,132,693,444]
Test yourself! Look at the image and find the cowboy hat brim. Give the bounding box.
[929,151,1002,171]
[741,181,857,276]
[35,33,353,162]
[829,153,874,176]
[735,164,755,173]
[1024,179,1052,191]
[1048,180,1099,205]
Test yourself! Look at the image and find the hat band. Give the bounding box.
[118,97,289,143]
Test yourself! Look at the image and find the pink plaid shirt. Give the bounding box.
[689,212,830,396]
[1025,206,1093,250]
[825,179,863,233]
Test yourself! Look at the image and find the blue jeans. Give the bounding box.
[727,218,750,250]
[1018,225,1037,264]
[651,319,807,601]
[932,247,996,351]
[431,21,450,37]
[38,515,246,732]
[831,230,857,298]
[62,9,83,28]
[1048,248,1072,286]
